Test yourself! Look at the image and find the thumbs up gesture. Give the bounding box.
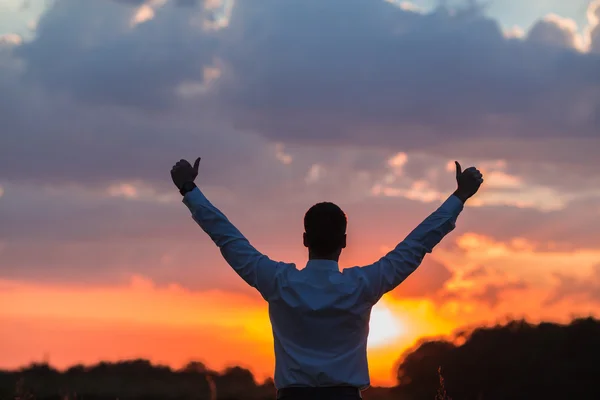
[453,161,483,203]
[170,157,201,190]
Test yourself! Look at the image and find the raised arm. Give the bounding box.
[353,162,484,304]
[171,157,286,300]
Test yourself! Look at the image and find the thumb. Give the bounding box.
[454,161,462,179]
[193,157,201,173]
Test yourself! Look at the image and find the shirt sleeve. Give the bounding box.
[182,187,287,301]
[350,194,464,304]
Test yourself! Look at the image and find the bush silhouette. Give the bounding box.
[2,318,599,400]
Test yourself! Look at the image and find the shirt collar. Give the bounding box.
[305,259,340,271]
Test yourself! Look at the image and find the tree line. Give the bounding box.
[2,317,599,400]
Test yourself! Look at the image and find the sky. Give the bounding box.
[1,0,600,387]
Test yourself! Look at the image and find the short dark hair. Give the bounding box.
[304,202,347,255]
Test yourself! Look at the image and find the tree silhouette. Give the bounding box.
[2,318,599,400]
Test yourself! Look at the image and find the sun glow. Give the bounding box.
[368,302,404,348]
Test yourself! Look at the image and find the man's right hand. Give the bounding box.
[171,157,201,190]
[454,161,484,203]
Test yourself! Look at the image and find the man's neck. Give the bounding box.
[308,251,340,262]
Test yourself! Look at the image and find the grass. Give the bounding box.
[12,367,452,400]
[435,367,452,400]
[11,376,218,400]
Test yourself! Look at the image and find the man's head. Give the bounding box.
[303,202,347,260]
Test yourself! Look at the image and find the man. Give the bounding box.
[171,157,483,400]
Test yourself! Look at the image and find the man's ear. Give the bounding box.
[341,234,347,249]
[303,232,309,248]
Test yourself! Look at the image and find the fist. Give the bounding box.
[170,157,201,190]
[454,161,483,202]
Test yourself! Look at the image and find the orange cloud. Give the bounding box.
[430,233,600,319]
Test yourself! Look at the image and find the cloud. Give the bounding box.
[1,0,600,193]
[1,0,600,300]
[392,259,454,299]
[0,33,23,46]
[546,264,600,306]
[0,74,288,190]
[423,258,530,309]
[503,25,525,39]
[527,14,584,50]
[2,5,600,378]
[588,0,600,53]
[219,0,600,167]
[130,4,156,26]
[431,232,600,314]
[470,281,529,308]
[455,195,600,249]
[112,0,147,5]
[14,0,218,108]
[0,180,309,291]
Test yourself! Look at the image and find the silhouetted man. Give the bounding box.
[171,158,483,400]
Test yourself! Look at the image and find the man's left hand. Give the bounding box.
[171,157,201,190]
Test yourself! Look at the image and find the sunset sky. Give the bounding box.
[1,0,600,387]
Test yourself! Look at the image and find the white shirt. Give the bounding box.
[183,188,464,390]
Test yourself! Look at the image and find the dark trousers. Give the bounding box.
[276,386,362,400]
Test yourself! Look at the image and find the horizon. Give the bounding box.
[4,315,598,383]
[1,0,600,389]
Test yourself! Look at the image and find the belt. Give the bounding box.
[276,386,362,399]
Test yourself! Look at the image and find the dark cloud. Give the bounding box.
[112,0,202,7]
[174,0,201,7]
[111,0,146,6]
[1,0,599,191]
[1,0,599,293]
[452,198,600,250]
[15,0,217,108]
[220,0,600,163]
[0,0,276,188]
[0,236,263,295]
[527,16,578,49]
[0,79,282,188]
